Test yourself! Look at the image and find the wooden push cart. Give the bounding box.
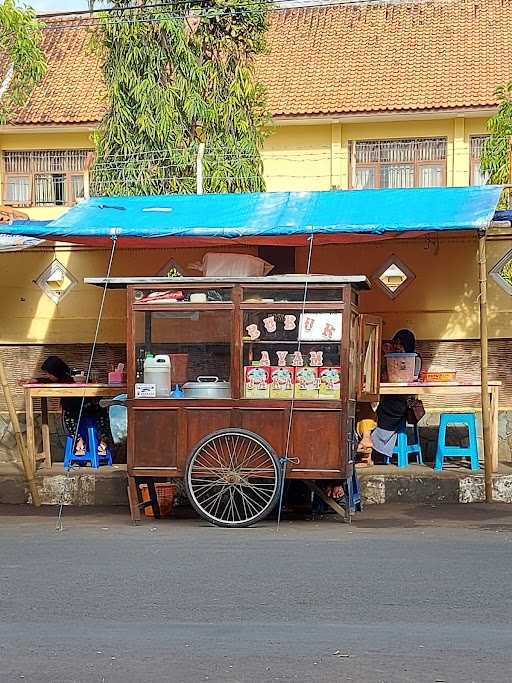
[88,276,382,526]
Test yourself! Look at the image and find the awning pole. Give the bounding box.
[478,232,493,502]
[0,355,40,506]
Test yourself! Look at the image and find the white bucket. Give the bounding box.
[144,354,171,397]
[385,353,421,383]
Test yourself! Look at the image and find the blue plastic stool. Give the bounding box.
[63,417,112,470]
[434,413,479,471]
[389,425,424,467]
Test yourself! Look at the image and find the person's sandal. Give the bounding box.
[74,437,86,456]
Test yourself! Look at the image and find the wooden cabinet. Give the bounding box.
[126,277,380,480]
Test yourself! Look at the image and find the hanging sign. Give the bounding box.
[299,313,342,342]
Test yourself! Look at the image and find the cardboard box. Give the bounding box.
[244,366,270,399]
[294,366,319,399]
[318,367,341,400]
[270,367,295,399]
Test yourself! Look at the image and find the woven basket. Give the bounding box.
[139,482,177,518]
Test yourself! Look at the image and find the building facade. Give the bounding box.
[1,0,512,459]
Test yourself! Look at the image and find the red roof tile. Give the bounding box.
[3,0,512,125]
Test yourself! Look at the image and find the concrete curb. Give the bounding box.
[1,468,512,507]
[359,473,512,504]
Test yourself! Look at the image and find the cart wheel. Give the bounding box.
[185,429,281,528]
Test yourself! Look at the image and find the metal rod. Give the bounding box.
[196,142,205,195]
[478,233,493,502]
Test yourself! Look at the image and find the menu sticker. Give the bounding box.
[299,313,342,342]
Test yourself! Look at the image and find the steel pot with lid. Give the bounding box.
[182,376,231,399]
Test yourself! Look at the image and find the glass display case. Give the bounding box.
[128,280,381,404]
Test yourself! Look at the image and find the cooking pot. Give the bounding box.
[183,376,231,399]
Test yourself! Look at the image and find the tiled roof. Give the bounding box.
[259,0,512,117]
[8,16,105,125]
[3,0,512,125]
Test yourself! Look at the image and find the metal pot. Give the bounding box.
[183,376,231,399]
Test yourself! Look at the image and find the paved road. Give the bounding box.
[1,504,512,683]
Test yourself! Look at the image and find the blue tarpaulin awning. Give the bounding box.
[0,186,504,246]
[0,221,49,251]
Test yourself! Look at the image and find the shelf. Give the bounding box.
[133,302,234,311]
[242,339,340,344]
[241,302,345,310]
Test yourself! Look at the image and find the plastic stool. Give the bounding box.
[391,425,424,467]
[64,420,112,470]
[434,413,479,471]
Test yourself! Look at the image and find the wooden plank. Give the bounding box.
[0,363,40,506]
[24,386,37,474]
[240,302,347,311]
[231,285,242,400]
[85,275,370,287]
[127,476,141,523]
[23,385,126,398]
[381,383,500,396]
[134,302,235,311]
[40,397,51,468]
[303,480,346,520]
[490,385,500,472]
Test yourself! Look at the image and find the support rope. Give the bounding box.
[276,231,314,531]
[56,235,118,532]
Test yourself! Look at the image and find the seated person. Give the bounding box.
[23,356,109,456]
[355,329,419,465]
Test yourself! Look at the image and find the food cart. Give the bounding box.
[89,275,382,526]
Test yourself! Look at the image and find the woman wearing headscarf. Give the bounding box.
[371,329,419,464]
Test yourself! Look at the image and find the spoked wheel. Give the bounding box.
[185,429,281,528]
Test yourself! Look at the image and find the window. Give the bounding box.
[470,135,490,185]
[373,255,415,299]
[350,138,447,189]
[35,260,77,304]
[491,250,512,296]
[2,150,91,207]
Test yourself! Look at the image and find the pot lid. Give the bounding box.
[183,376,230,388]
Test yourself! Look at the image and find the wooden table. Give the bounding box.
[380,382,501,471]
[24,384,127,469]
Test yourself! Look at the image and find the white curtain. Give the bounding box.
[420,164,443,187]
[354,167,375,189]
[381,164,414,188]
[5,177,30,204]
[34,175,56,205]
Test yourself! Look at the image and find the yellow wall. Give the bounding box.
[1,115,508,347]
[262,117,490,191]
[0,245,259,344]
[296,234,512,341]
[1,116,490,212]
[0,129,93,221]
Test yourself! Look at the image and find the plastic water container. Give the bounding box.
[385,353,421,383]
[144,354,171,397]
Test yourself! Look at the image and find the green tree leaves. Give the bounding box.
[0,0,47,124]
[481,82,512,185]
[91,1,271,196]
